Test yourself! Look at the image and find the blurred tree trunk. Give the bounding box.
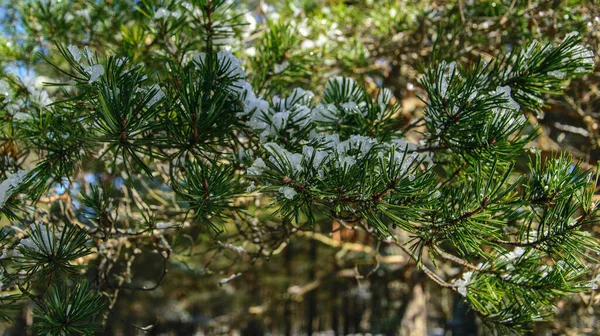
[284,241,293,336]
[241,271,264,336]
[370,266,384,333]
[398,281,427,336]
[306,239,318,335]
[352,293,363,332]
[343,283,351,335]
[331,254,340,335]
[450,294,477,336]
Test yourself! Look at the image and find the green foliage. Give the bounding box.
[14,222,92,282]
[174,160,243,233]
[247,20,314,96]
[32,280,106,336]
[486,32,595,116]
[163,50,245,159]
[0,0,598,334]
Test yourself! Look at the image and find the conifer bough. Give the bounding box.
[0,2,599,334]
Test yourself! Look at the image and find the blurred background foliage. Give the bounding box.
[1,0,599,335]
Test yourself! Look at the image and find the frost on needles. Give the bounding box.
[0,23,598,335]
[240,33,600,332]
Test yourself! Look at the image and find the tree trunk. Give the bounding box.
[399,282,427,336]
[450,293,477,336]
[284,241,293,336]
[306,239,318,335]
